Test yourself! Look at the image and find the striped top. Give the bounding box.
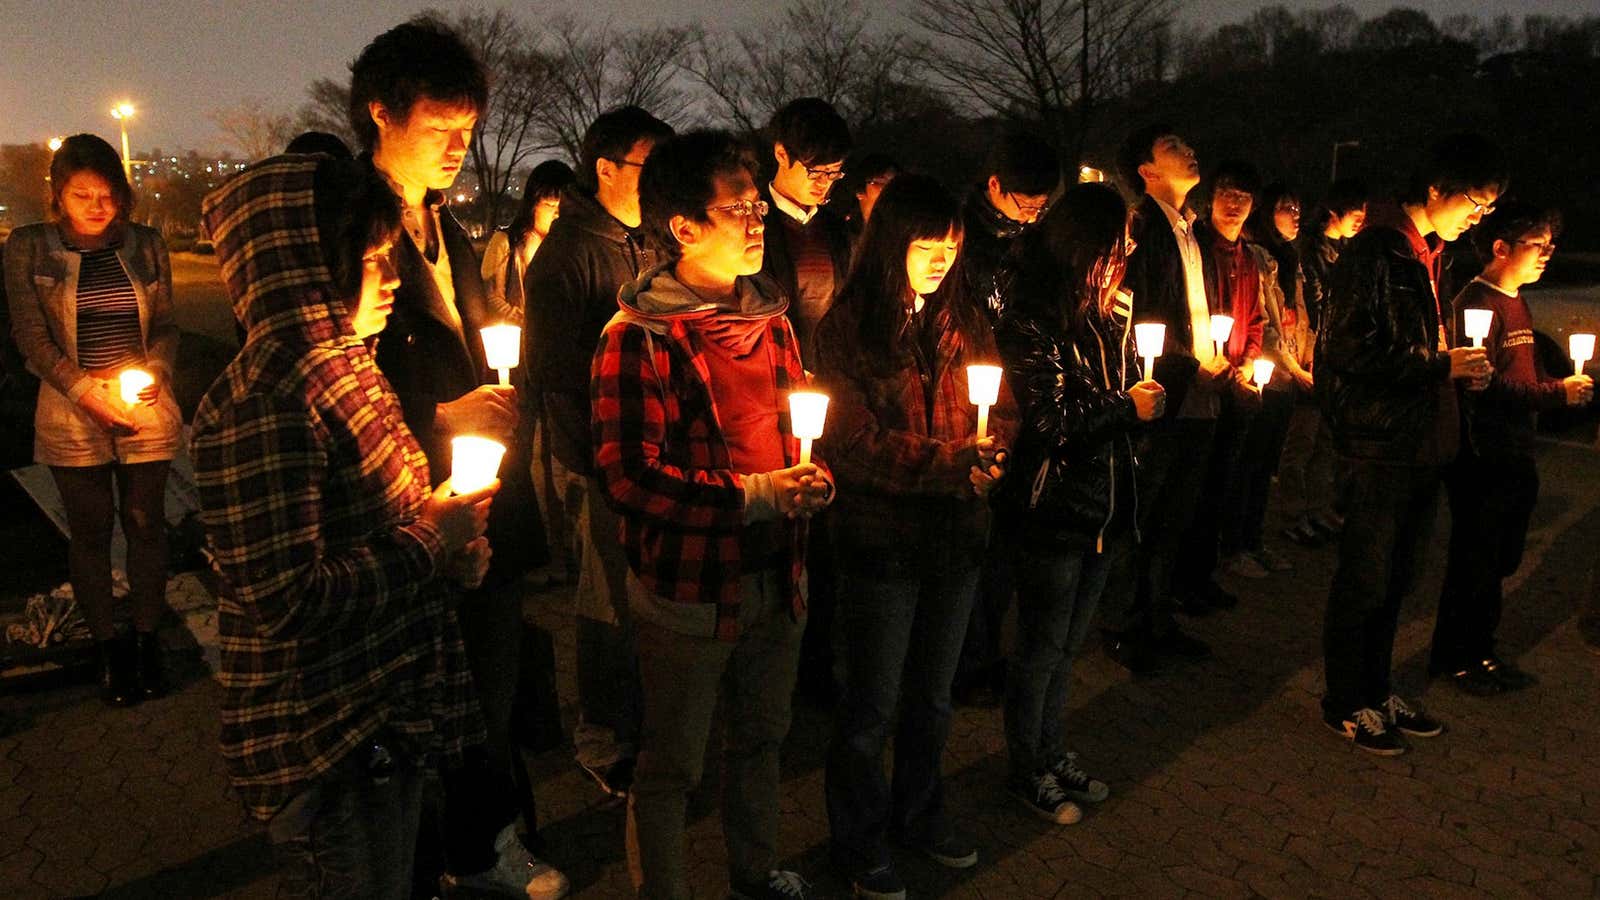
[73,247,144,369]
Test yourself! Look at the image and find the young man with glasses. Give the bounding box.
[593,128,833,900]
[525,105,674,800]
[1316,133,1502,755]
[1431,203,1590,696]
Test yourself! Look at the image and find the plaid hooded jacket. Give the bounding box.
[591,265,826,641]
[191,157,483,820]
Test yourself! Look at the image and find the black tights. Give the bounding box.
[49,462,170,640]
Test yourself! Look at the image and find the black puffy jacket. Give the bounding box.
[993,305,1142,553]
[1315,221,1457,464]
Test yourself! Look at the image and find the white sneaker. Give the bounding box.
[442,824,570,899]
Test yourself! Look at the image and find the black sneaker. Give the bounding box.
[1047,752,1109,804]
[1384,695,1443,737]
[578,756,634,798]
[1324,708,1407,756]
[1010,771,1082,824]
[1102,631,1162,674]
[1447,661,1506,697]
[846,863,905,900]
[1482,656,1537,691]
[731,870,811,900]
[906,829,978,869]
[1150,627,1211,660]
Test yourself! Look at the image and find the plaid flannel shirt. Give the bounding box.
[591,303,823,642]
[192,158,483,820]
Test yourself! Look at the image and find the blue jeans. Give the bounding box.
[1005,540,1121,780]
[825,544,981,869]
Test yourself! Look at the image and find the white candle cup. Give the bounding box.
[1210,314,1235,359]
[449,435,507,496]
[1252,358,1275,387]
[480,324,522,387]
[1462,308,1493,349]
[119,368,154,407]
[1134,322,1166,382]
[789,391,830,465]
[1571,333,1596,375]
[966,365,1002,440]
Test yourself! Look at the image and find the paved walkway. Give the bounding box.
[4,440,1600,898]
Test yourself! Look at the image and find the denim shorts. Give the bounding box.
[34,376,182,468]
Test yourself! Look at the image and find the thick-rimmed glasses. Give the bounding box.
[803,164,846,183]
[1514,239,1557,257]
[1461,192,1497,216]
[707,199,770,220]
[1006,192,1049,216]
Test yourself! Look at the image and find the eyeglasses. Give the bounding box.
[707,199,769,220]
[1514,239,1557,257]
[1460,192,1497,216]
[607,157,647,169]
[803,164,846,183]
[1006,192,1049,215]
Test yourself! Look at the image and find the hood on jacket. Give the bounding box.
[201,156,356,347]
[618,262,788,323]
[557,183,640,245]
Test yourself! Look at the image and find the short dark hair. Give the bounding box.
[1208,159,1262,199]
[508,159,576,241]
[50,134,134,224]
[984,131,1058,196]
[577,106,675,192]
[1323,177,1368,219]
[768,98,852,167]
[1116,122,1176,193]
[347,17,489,152]
[1471,201,1562,263]
[285,131,353,159]
[639,129,759,254]
[850,152,900,194]
[1403,132,1508,206]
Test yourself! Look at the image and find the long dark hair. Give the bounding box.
[832,173,976,368]
[507,159,574,247]
[1008,183,1128,331]
[49,134,134,226]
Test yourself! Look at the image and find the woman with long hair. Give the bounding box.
[994,183,1165,825]
[815,173,1014,899]
[5,134,180,705]
[481,160,575,324]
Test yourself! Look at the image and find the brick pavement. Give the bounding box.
[4,441,1600,899]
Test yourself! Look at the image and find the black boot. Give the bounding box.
[98,636,139,707]
[135,630,168,700]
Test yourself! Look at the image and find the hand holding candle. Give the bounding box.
[789,391,829,466]
[967,365,1002,440]
[119,368,155,407]
[1462,308,1493,348]
[1210,314,1235,360]
[480,324,522,387]
[1570,333,1595,376]
[1252,358,1275,388]
[1134,323,1166,383]
[450,435,507,496]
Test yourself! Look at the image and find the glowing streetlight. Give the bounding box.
[110,103,136,180]
[47,136,64,153]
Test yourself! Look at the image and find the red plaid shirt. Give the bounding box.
[591,301,824,641]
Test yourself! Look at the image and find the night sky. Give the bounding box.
[3,0,1594,152]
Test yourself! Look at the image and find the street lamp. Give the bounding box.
[47,136,64,153]
[1331,140,1359,184]
[110,102,136,180]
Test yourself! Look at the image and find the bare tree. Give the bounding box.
[210,98,296,162]
[294,78,359,150]
[534,17,696,164]
[910,0,1175,160]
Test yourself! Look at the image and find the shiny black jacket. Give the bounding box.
[1314,224,1455,463]
[993,306,1141,552]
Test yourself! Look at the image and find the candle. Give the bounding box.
[480,324,522,387]
[1209,314,1235,359]
[1252,358,1275,387]
[1134,323,1166,382]
[1571,333,1596,376]
[450,435,507,495]
[789,391,829,466]
[119,369,154,407]
[967,365,1003,441]
[1462,308,1493,348]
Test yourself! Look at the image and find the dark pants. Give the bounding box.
[955,536,1016,688]
[627,571,804,899]
[269,744,426,900]
[1177,404,1252,592]
[797,512,840,695]
[1431,453,1538,673]
[826,542,981,869]
[1322,459,1440,717]
[1104,418,1215,637]
[1221,387,1295,555]
[1005,539,1122,780]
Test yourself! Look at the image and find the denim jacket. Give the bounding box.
[4,221,177,402]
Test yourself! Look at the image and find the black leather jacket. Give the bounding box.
[994,306,1141,552]
[1314,223,1456,464]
